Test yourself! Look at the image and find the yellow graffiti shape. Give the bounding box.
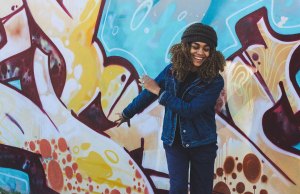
[27,0,104,112]
[225,19,300,186]
[247,21,299,111]
[99,64,140,121]
[77,151,113,182]
[76,151,127,188]
[81,142,91,150]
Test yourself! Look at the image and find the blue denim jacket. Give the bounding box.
[123,64,224,148]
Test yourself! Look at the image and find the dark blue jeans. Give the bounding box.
[163,143,217,194]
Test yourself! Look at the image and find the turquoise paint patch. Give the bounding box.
[153,0,160,6]
[202,0,264,57]
[100,0,300,69]
[99,1,186,78]
[8,80,22,90]
[296,71,300,87]
[202,0,300,57]
[0,167,30,194]
[293,142,300,150]
[285,0,293,7]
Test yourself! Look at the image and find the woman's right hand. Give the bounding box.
[115,113,131,127]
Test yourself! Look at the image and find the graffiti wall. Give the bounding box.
[0,0,299,193]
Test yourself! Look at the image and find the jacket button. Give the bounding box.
[183,130,186,133]
[186,144,189,147]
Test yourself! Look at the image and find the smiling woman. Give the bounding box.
[116,23,226,194]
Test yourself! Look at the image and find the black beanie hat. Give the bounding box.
[181,23,218,48]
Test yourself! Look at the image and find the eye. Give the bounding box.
[204,47,210,52]
[191,45,199,50]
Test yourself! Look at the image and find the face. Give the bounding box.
[190,42,210,67]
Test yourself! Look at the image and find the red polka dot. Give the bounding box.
[76,173,82,183]
[129,160,133,166]
[62,158,66,164]
[72,163,78,172]
[89,185,93,192]
[29,141,35,151]
[40,139,52,158]
[111,189,120,194]
[77,186,81,192]
[65,166,73,179]
[135,170,142,179]
[260,189,268,194]
[67,154,72,162]
[48,160,63,191]
[58,138,68,152]
[126,187,131,193]
[144,187,149,194]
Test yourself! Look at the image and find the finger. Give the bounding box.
[114,118,122,123]
[117,122,122,127]
[117,119,126,127]
[127,120,131,127]
[138,78,144,84]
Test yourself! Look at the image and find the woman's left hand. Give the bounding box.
[139,75,161,95]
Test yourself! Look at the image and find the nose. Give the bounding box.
[196,48,204,54]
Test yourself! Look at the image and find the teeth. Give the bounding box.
[195,57,203,60]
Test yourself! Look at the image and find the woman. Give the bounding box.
[115,23,226,194]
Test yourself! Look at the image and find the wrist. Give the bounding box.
[155,88,161,96]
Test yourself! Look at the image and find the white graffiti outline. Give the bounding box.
[101,0,148,75]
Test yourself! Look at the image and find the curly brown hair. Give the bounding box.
[169,42,226,81]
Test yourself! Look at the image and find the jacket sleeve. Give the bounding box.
[158,75,224,119]
[122,64,171,119]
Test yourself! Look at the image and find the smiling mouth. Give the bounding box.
[193,56,205,64]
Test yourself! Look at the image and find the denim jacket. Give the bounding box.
[123,64,224,148]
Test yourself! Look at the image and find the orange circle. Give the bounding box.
[58,138,68,152]
[40,139,52,158]
[48,160,63,191]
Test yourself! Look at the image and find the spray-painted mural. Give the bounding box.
[0,0,299,193]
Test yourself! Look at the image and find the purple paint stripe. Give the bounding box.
[56,0,73,18]
[5,113,24,134]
